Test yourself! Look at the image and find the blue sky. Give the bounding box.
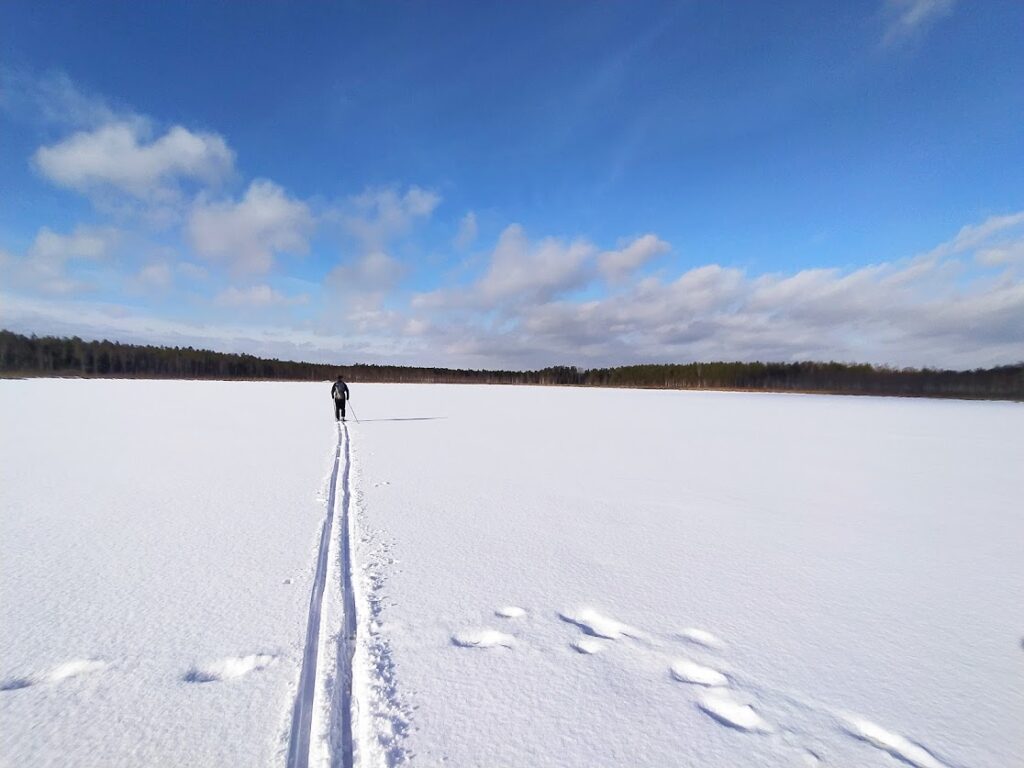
[2,0,1022,368]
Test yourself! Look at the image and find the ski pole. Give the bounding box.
[348,402,359,423]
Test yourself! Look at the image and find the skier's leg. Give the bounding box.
[340,399,346,420]
[334,400,340,421]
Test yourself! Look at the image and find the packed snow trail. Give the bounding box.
[334,423,357,767]
[287,424,354,768]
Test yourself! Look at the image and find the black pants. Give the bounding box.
[334,398,346,420]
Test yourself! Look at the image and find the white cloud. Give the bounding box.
[328,251,404,294]
[928,210,1024,258]
[213,284,309,308]
[34,121,234,200]
[4,207,1021,371]
[28,226,118,262]
[454,211,478,250]
[134,262,173,290]
[408,212,1024,369]
[339,185,441,249]
[3,225,120,295]
[188,180,314,275]
[882,0,957,45]
[418,228,671,311]
[417,224,597,310]
[479,225,595,303]
[598,234,670,282]
[0,69,118,128]
[976,240,1024,267]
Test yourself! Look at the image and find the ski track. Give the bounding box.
[288,423,356,768]
[284,423,964,768]
[334,423,357,768]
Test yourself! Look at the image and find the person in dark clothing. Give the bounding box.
[331,376,350,421]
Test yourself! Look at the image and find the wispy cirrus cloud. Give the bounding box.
[882,0,957,45]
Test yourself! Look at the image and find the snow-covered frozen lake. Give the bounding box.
[1,380,1022,768]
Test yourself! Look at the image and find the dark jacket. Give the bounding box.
[331,381,350,401]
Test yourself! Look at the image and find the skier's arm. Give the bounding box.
[345,383,350,400]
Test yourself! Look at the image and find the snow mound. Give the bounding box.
[571,638,604,655]
[49,659,107,682]
[697,689,773,733]
[451,630,514,649]
[670,659,728,687]
[678,627,723,649]
[843,715,948,768]
[184,654,276,683]
[495,606,526,619]
[559,608,641,640]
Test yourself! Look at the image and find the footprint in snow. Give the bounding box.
[495,606,526,619]
[183,654,277,683]
[451,629,514,649]
[670,658,728,687]
[677,627,724,650]
[0,677,34,691]
[2,658,108,691]
[842,715,949,768]
[48,659,108,682]
[571,638,605,655]
[559,608,644,641]
[697,688,773,734]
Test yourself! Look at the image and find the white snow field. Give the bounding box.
[1,380,1022,768]
[0,379,337,767]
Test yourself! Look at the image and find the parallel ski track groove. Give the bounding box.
[287,423,357,768]
[336,423,356,767]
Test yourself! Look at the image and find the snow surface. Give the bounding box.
[2,380,1023,767]
[350,384,1024,767]
[0,379,336,767]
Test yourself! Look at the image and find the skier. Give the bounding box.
[331,375,350,422]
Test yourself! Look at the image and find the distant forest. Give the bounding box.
[1,330,1021,400]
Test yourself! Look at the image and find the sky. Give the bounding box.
[1,0,1022,370]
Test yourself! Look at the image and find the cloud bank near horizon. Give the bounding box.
[1,71,1022,371]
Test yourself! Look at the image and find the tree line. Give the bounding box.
[1,330,1021,400]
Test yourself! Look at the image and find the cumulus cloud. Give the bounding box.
[477,224,595,304]
[3,225,120,295]
[407,212,1024,369]
[598,234,670,282]
[4,202,1021,371]
[319,184,442,329]
[417,227,670,310]
[34,121,234,200]
[328,251,404,294]
[338,185,441,249]
[213,284,309,308]
[29,226,118,262]
[882,0,956,45]
[133,262,174,290]
[187,180,314,275]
